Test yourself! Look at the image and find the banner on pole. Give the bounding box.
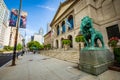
[9,9,18,27]
[9,9,27,28]
[20,11,27,28]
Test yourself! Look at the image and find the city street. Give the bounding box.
[0,52,120,80]
[0,52,22,67]
[0,52,83,80]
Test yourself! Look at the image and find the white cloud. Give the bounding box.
[19,25,35,36]
[26,29,35,35]
[23,28,35,43]
[37,5,55,11]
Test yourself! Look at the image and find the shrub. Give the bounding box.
[0,50,4,53]
[62,39,71,45]
[75,35,84,42]
[4,46,13,51]
[47,44,51,49]
[44,44,51,49]
[38,43,43,50]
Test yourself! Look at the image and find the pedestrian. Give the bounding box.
[33,50,36,54]
[21,50,24,56]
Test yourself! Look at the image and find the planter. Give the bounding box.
[79,42,84,49]
[75,35,85,50]
[62,39,71,51]
[64,45,69,51]
[114,47,120,67]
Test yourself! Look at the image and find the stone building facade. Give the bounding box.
[9,27,23,47]
[44,31,52,45]
[50,0,120,49]
[0,0,9,48]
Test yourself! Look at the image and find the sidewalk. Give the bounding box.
[0,52,120,80]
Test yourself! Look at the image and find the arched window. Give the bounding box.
[57,25,60,35]
[62,21,66,33]
[68,15,74,30]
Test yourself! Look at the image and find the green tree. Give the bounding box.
[17,43,23,50]
[44,44,51,50]
[27,41,43,51]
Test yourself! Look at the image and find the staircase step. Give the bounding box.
[39,49,79,63]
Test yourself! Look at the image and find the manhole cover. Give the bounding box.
[41,58,51,60]
[29,59,33,61]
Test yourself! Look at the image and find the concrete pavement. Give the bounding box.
[0,52,120,80]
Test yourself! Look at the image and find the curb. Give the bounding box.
[0,60,12,70]
[0,54,23,69]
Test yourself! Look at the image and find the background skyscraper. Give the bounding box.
[32,27,44,44]
[47,23,51,33]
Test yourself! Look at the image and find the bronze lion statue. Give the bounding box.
[80,16,104,48]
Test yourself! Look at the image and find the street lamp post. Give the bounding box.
[11,0,22,66]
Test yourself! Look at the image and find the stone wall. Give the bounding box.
[39,49,79,63]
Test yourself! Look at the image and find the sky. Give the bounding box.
[4,0,65,39]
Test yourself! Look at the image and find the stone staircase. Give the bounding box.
[39,48,79,63]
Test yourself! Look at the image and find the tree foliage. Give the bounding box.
[27,41,43,50]
[44,44,51,49]
[4,46,13,51]
[3,43,22,51]
[75,35,84,42]
[17,43,23,50]
[62,39,71,45]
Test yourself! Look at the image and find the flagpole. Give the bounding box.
[12,0,22,66]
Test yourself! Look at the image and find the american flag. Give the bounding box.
[65,19,71,28]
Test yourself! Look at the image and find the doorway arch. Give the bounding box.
[68,35,73,48]
[61,38,64,48]
[57,25,60,35]
[56,40,59,48]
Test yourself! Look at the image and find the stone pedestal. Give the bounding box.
[79,48,114,75]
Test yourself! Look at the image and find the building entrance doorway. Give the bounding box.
[68,35,73,48]
[61,38,64,48]
[56,40,59,48]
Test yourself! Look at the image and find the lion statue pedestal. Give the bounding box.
[79,16,114,75]
[79,48,113,75]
